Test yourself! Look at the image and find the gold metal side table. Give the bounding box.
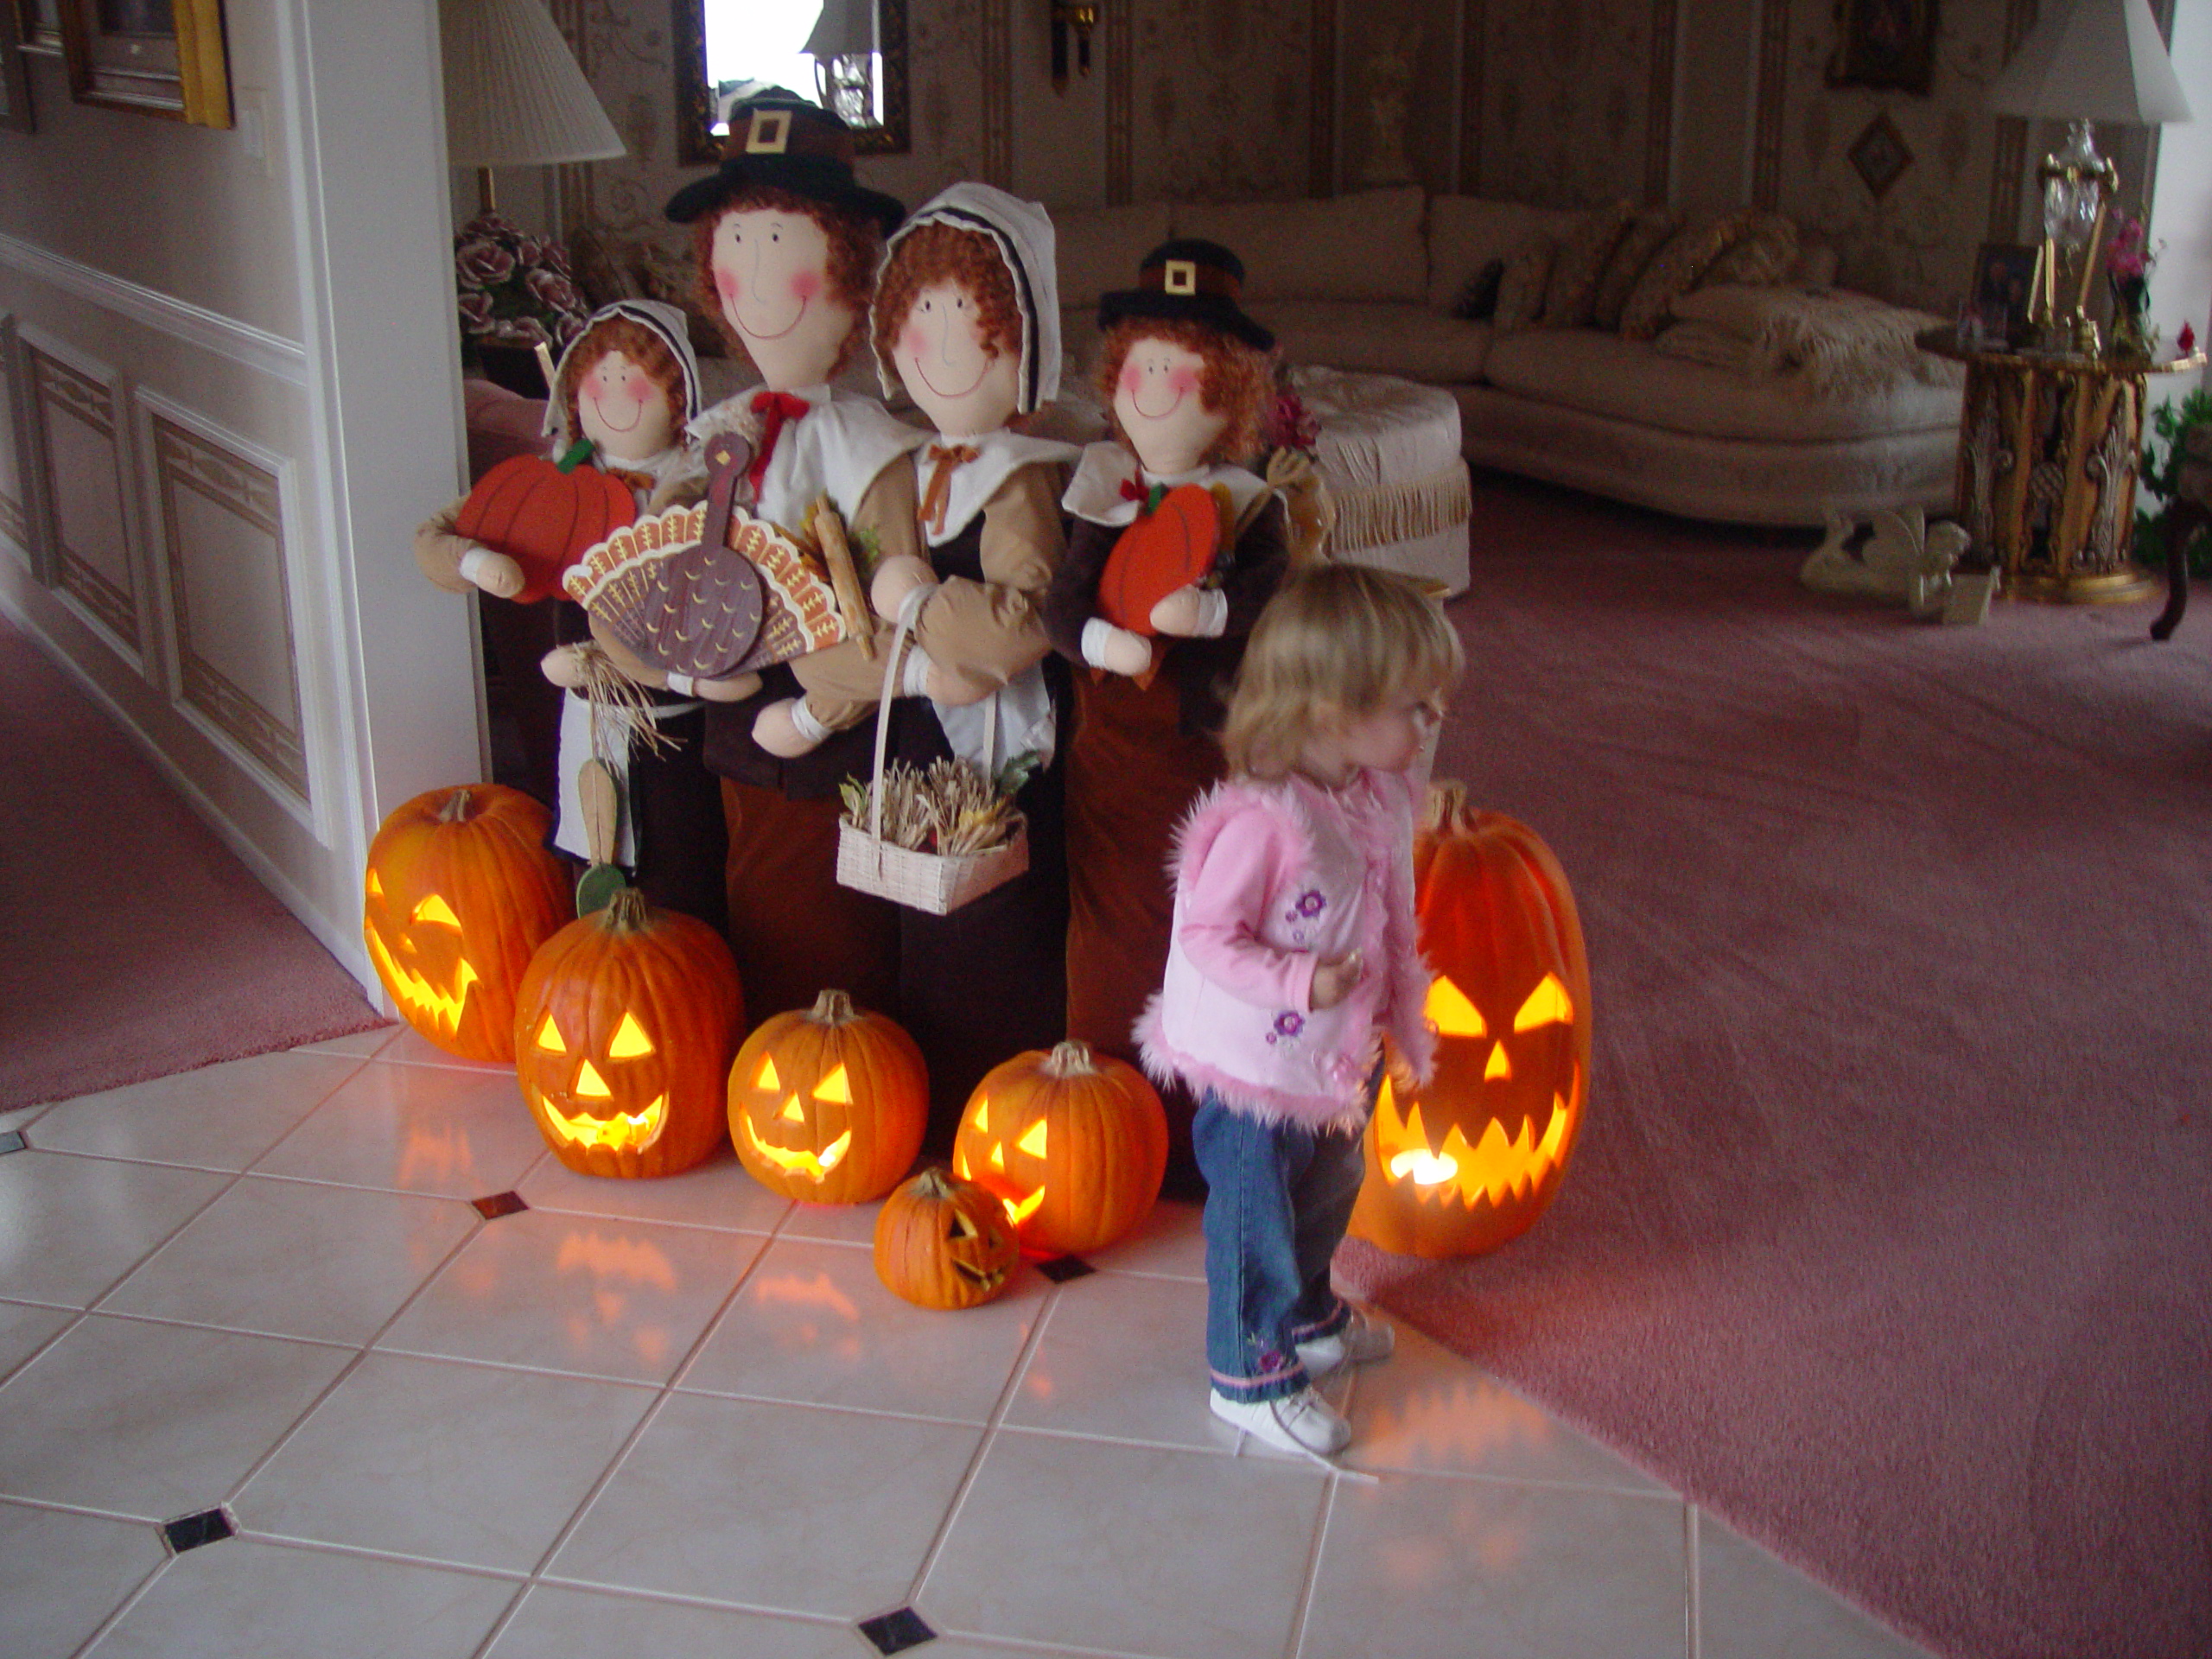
[1916,329,2207,603]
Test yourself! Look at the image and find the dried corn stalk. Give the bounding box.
[840,754,1029,855]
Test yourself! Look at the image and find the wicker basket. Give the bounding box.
[835,601,1028,915]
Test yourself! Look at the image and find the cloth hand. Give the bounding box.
[1148,585,1208,636]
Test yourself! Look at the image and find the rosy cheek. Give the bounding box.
[899,321,929,360]
[788,269,822,302]
[1117,363,1146,397]
[1166,367,1200,398]
[715,268,740,303]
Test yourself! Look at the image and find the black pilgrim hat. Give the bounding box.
[664,92,906,235]
[1096,238,1274,353]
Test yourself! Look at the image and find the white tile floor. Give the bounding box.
[0,1027,1936,1659]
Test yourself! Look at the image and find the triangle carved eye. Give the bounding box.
[1512,975,1574,1032]
[1425,976,1487,1038]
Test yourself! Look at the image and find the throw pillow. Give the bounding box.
[632,239,728,358]
[1619,213,1752,342]
[1493,238,1556,334]
[1701,213,1799,288]
[1541,205,1634,328]
[1452,259,1507,321]
[1590,210,1681,332]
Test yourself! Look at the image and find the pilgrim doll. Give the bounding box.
[1042,239,1295,1190]
[416,299,729,932]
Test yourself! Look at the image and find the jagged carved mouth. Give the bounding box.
[538,1085,668,1154]
[1370,1075,1576,1210]
[737,1102,851,1182]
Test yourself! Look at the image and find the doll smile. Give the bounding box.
[1130,385,1187,420]
[588,394,643,433]
[735,295,808,340]
[911,353,988,400]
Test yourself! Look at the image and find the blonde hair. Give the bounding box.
[1219,563,1464,779]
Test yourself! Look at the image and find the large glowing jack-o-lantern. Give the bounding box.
[1349,784,1591,1258]
[874,1167,1022,1310]
[953,1040,1167,1255]
[512,887,744,1178]
[727,989,927,1204]
[362,785,571,1063]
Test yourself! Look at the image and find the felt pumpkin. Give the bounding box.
[512,887,744,1178]
[953,1039,1167,1255]
[1349,783,1591,1258]
[873,1167,1021,1309]
[1096,483,1225,634]
[362,785,570,1063]
[453,444,637,604]
[728,988,927,1203]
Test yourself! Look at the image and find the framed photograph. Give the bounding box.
[1973,242,2038,346]
[1827,0,1939,96]
[60,0,229,127]
[0,1,35,131]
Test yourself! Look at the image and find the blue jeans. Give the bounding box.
[1192,1094,1366,1402]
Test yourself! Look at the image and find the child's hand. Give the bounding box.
[1310,950,1364,1010]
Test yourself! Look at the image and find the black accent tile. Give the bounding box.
[161,1508,234,1554]
[858,1606,936,1653]
[0,1130,25,1155]
[472,1191,529,1220]
[1034,1254,1095,1283]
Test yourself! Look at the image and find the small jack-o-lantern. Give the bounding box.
[363,785,571,1063]
[728,989,927,1204]
[874,1167,1021,1309]
[952,1039,1167,1255]
[512,887,744,1178]
[1350,784,1590,1258]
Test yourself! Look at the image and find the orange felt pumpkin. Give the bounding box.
[1096,483,1224,634]
[454,447,637,604]
[363,785,571,1063]
[953,1039,1167,1255]
[512,887,745,1178]
[728,988,927,1203]
[874,1167,1021,1310]
[1349,783,1591,1258]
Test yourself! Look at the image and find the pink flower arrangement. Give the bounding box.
[2105,211,2157,284]
[453,212,590,356]
[1262,387,1320,454]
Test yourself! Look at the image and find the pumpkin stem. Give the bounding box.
[556,436,596,474]
[1040,1039,1099,1078]
[601,886,652,931]
[437,788,473,824]
[810,988,858,1026]
[1423,779,1476,836]
[911,1166,958,1200]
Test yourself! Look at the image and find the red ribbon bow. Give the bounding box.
[747,390,813,493]
[1118,474,1149,503]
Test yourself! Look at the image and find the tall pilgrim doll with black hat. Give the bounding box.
[415,298,730,932]
[1042,239,1297,1190]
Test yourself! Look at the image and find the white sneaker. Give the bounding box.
[1296,1306,1395,1378]
[1211,1385,1351,1458]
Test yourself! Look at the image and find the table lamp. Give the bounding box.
[1987,0,2190,353]
[442,0,626,219]
[804,0,879,128]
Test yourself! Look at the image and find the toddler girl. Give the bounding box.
[1138,562,1462,1458]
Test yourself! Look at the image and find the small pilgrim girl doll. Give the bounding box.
[416,299,729,931]
[1139,563,1462,1459]
[1043,239,1294,1190]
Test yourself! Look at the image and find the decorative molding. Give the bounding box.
[1751,0,1791,211]
[981,0,1014,187]
[1987,0,2039,241]
[1310,0,1338,198]
[1645,0,1680,204]
[24,334,143,671]
[0,229,308,385]
[1457,0,1484,194]
[0,315,29,574]
[1106,0,1135,202]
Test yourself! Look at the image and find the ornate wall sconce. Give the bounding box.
[1052,0,1099,92]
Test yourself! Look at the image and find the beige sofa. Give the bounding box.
[1051,188,1964,528]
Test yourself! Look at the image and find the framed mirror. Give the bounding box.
[674,0,907,167]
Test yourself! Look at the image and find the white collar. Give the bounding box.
[1061,442,1267,526]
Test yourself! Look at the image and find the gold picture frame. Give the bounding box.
[673,0,908,166]
[60,0,229,128]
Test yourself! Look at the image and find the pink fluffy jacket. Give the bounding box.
[1137,767,1436,1134]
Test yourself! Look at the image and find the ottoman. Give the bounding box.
[1294,365,1472,594]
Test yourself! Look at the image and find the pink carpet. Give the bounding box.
[0,613,385,1111]
[1337,476,2212,1659]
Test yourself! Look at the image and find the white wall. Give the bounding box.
[2150,0,2211,396]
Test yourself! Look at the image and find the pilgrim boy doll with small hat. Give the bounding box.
[415,298,730,932]
[1043,238,1298,1189]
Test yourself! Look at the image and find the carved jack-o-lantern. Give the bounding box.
[1349,785,1590,1259]
[953,1039,1167,1255]
[728,989,927,1204]
[362,785,571,1063]
[512,887,745,1178]
[874,1167,1021,1310]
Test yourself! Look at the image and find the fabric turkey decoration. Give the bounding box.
[452,441,637,604]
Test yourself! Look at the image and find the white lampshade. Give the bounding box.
[442,0,626,168]
[804,0,878,60]
[1987,0,2192,124]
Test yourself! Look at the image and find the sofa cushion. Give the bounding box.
[1426,196,1579,311]
[1541,205,1634,327]
[1620,214,1751,341]
[1702,213,1799,288]
[1591,209,1681,332]
[1243,300,1495,383]
[1053,201,1174,309]
[1493,238,1554,333]
[1481,327,1962,443]
[1172,187,1427,304]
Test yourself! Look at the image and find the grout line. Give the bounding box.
[66,1539,174,1659]
[60,1306,365,1352]
[1282,1461,1341,1659]
[211,1526,534,1585]
[462,1193,804,1659]
[899,1274,1066,1607]
[1686,1500,1702,1659]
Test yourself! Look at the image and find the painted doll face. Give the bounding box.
[575,349,676,462]
[1113,334,1229,478]
[709,207,855,390]
[893,279,1020,438]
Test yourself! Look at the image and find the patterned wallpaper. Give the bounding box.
[1124,0,1313,203]
[1461,0,1669,207]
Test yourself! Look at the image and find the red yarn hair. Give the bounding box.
[556,316,689,448]
[1096,318,1274,466]
[869,222,1025,390]
[690,187,883,373]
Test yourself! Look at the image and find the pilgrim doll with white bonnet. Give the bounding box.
[1042,239,1295,1187]
[415,298,729,932]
